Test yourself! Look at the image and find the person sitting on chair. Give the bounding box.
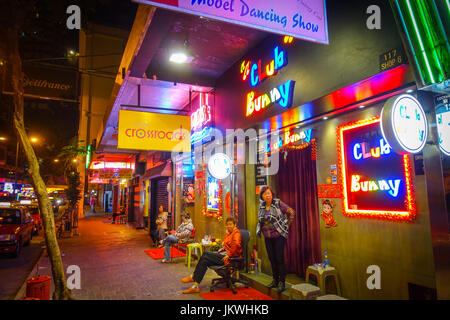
[181,217,242,294]
[112,206,125,224]
[160,213,194,263]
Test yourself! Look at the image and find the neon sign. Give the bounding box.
[337,117,416,221]
[240,46,288,86]
[90,161,135,170]
[191,93,212,131]
[381,94,428,154]
[246,80,295,117]
[266,128,312,152]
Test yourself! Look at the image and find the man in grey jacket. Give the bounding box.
[161,213,194,263]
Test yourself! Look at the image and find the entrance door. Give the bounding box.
[150,177,170,235]
[277,145,322,277]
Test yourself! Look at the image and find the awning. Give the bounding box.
[142,161,172,180]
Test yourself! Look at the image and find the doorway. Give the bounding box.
[276,145,322,277]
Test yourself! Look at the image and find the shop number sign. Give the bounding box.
[381,94,428,154]
[337,118,416,221]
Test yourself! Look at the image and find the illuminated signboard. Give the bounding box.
[246,80,295,117]
[118,110,191,152]
[381,94,428,154]
[266,128,312,152]
[243,44,295,117]
[435,94,450,156]
[135,0,329,45]
[240,46,288,86]
[90,161,135,170]
[207,175,219,211]
[191,93,212,131]
[3,183,13,194]
[208,153,232,180]
[337,117,416,221]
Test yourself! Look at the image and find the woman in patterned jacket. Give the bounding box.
[257,186,295,293]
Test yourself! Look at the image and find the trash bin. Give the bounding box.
[26,276,51,300]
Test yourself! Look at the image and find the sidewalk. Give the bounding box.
[25,213,219,300]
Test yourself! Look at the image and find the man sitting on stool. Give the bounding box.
[112,206,125,224]
[160,213,194,263]
[181,217,241,294]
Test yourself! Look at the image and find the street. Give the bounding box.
[0,233,44,300]
[27,213,218,300]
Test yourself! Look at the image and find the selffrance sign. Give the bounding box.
[380,94,428,155]
[337,117,416,221]
[118,110,191,152]
[134,0,329,45]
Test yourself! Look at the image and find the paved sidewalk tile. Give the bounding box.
[35,215,220,300]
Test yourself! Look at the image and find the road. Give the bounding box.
[0,233,44,300]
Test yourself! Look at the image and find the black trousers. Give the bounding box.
[192,251,225,284]
[264,236,287,283]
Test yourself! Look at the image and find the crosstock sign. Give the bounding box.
[118,110,191,152]
[134,0,329,45]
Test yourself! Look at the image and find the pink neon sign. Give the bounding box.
[191,93,212,131]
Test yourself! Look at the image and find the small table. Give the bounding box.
[306,265,341,296]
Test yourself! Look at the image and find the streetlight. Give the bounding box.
[30,137,38,143]
[54,159,59,163]
[0,137,6,141]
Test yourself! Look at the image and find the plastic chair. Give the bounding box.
[170,228,196,262]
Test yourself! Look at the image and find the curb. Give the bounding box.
[14,245,47,300]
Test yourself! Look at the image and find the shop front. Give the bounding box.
[205,0,448,299]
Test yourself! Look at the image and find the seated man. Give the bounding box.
[111,206,125,224]
[161,213,194,263]
[181,217,241,294]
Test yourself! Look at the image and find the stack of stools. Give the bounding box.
[289,283,322,300]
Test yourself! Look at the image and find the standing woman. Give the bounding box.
[257,186,295,293]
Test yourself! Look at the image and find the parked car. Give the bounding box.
[25,205,42,235]
[0,207,34,257]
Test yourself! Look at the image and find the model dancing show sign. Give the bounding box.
[135,0,328,44]
[337,118,416,221]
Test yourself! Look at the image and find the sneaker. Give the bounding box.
[182,286,200,294]
[161,259,169,263]
[181,275,194,283]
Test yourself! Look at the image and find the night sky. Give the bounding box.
[0,0,137,181]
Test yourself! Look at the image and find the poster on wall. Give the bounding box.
[207,175,219,211]
[183,177,195,204]
[337,117,416,221]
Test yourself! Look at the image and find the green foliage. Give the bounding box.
[65,169,81,209]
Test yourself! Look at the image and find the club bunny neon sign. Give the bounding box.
[241,45,295,118]
[240,46,288,86]
[337,117,416,221]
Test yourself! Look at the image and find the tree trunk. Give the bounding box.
[7,27,74,300]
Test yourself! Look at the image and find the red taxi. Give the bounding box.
[0,207,34,257]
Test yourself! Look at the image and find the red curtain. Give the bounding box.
[277,145,322,277]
